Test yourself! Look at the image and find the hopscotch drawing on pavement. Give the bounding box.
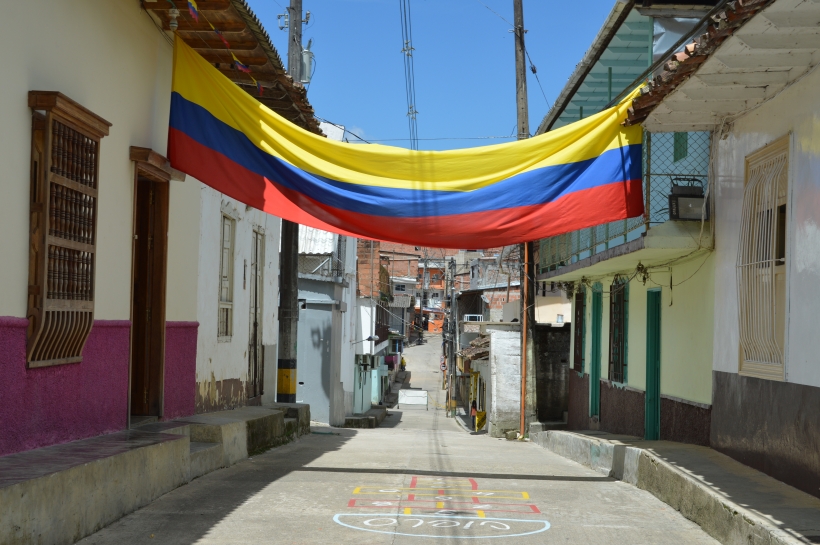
[332,476,551,539]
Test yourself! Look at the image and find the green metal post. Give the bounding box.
[645,289,661,440]
[590,285,602,417]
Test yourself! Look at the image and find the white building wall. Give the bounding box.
[196,188,281,410]
[340,237,358,415]
[714,63,820,388]
[0,0,199,321]
[488,329,521,437]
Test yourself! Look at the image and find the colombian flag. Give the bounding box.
[168,36,643,248]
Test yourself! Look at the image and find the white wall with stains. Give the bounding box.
[714,62,820,388]
[195,187,281,411]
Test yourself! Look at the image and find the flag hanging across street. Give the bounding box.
[168,35,644,248]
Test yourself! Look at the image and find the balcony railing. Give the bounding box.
[539,131,711,273]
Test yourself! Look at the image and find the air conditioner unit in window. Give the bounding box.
[669,178,708,221]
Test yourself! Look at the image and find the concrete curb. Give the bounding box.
[531,431,804,545]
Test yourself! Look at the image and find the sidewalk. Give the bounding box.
[532,430,820,545]
[1,404,310,545]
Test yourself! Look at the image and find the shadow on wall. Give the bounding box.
[311,322,332,402]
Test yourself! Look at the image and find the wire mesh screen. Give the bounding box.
[539,130,711,273]
[645,131,711,226]
[298,253,345,278]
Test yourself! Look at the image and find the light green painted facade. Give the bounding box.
[567,252,714,406]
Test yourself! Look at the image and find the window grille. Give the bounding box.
[218,215,235,338]
[395,284,406,292]
[573,289,585,373]
[609,278,629,383]
[26,92,110,367]
[737,136,788,380]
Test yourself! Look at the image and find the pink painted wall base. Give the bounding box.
[163,321,198,421]
[0,317,130,457]
[0,318,199,457]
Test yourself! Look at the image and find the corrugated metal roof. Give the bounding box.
[299,226,336,255]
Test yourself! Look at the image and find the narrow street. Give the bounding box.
[80,336,717,545]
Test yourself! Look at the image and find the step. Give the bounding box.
[528,421,567,435]
[178,407,286,465]
[367,406,388,426]
[262,402,311,436]
[0,429,188,545]
[189,442,222,480]
[133,421,190,436]
[129,415,158,428]
[343,415,376,429]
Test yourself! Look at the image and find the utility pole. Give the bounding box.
[513,0,535,438]
[447,258,456,418]
[277,0,304,404]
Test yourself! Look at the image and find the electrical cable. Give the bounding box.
[141,2,174,47]
[313,116,373,143]
[399,0,420,150]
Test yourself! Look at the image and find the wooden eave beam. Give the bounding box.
[130,147,186,182]
[28,91,111,137]
[198,52,269,66]
[189,39,259,51]
[159,18,246,32]
[148,1,231,11]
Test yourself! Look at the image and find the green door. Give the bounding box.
[590,287,602,417]
[645,290,661,440]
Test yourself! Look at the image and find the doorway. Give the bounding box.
[590,287,602,418]
[645,289,662,440]
[130,176,169,418]
[248,230,264,400]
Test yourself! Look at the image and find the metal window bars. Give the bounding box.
[539,131,711,273]
[737,147,788,368]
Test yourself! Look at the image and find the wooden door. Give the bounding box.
[130,177,169,417]
[645,290,662,440]
[247,230,264,399]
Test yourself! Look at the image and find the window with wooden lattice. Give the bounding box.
[27,92,111,368]
[608,277,629,383]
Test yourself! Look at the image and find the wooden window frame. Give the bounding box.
[218,214,236,340]
[26,92,111,368]
[737,135,790,381]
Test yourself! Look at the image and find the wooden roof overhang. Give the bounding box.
[625,0,820,132]
[145,0,323,135]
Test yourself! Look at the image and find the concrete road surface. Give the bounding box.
[80,335,717,544]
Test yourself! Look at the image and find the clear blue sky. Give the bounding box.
[248,0,613,151]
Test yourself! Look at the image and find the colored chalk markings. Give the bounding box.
[333,476,550,539]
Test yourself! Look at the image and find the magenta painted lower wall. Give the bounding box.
[0,317,199,457]
[163,321,198,421]
[0,317,130,457]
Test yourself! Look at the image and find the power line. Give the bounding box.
[399,0,419,150]
[473,0,513,27]
[472,0,550,110]
[314,116,373,144]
